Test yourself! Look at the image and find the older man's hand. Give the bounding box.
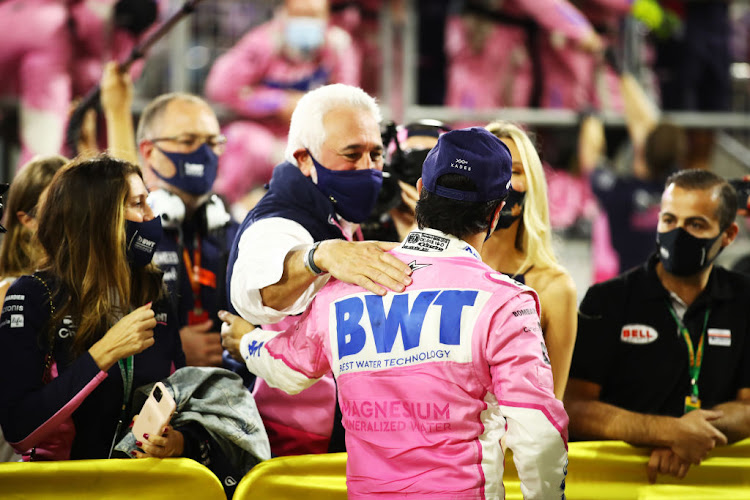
[218,310,255,362]
[315,240,413,296]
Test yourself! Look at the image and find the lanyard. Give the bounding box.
[110,355,133,458]
[182,239,216,294]
[117,355,134,415]
[666,304,710,401]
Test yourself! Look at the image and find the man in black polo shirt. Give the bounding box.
[566,169,750,483]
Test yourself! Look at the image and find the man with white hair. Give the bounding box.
[225,83,413,456]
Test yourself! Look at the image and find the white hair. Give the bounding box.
[284,84,382,165]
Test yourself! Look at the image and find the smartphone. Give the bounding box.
[729,179,750,210]
[132,382,176,444]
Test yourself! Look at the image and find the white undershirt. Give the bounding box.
[230,217,330,325]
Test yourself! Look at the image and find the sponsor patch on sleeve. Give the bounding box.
[10,314,24,328]
[707,328,731,347]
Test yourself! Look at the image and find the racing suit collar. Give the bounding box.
[398,228,482,261]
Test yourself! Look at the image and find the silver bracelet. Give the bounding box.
[304,241,324,276]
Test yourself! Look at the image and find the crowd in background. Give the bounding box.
[0,0,749,498]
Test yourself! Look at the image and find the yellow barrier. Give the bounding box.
[234,439,750,500]
[233,452,348,500]
[0,457,225,500]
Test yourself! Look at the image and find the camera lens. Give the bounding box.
[153,385,162,402]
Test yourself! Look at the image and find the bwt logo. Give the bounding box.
[246,340,265,357]
[336,289,478,358]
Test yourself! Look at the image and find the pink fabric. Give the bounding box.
[445,0,594,111]
[544,164,598,230]
[329,0,383,96]
[252,312,337,456]
[0,0,72,164]
[0,0,153,166]
[205,17,360,201]
[591,210,620,283]
[445,16,533,109]
[251,374,336,456]
[250,232,568,497]
[12,369,108,460]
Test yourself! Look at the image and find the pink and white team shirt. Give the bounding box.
[240,229,568,499]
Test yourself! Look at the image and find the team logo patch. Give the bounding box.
[407,261,431,272]
[184,162,205,177]
[10,314,23,328]
[402,232,450,252]
[620,324,658,344]
[707,328,731,347]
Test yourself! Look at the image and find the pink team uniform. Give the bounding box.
[445,0,594,112]
[0,0,148,165]
[205,18,360,203]
[239,229,568,499]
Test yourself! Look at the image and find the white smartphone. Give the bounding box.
[132,382,176,444]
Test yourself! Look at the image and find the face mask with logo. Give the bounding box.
[154,144,218,195]
[656,227,723,276]
[494,188,526,230]
[309,152,383,223]
[126,216,164,267]
[284,17,326,54]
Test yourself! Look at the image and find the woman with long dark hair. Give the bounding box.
[0,154,186,460]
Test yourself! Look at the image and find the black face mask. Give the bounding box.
[495,188,526,230]
[656,227,723,276]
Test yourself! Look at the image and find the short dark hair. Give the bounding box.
[665,169,737,230]
[415,174,505,240]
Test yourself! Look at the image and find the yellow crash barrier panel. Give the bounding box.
[234,439,750,500]
[0,457,225,500]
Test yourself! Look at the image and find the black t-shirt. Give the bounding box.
[571,256,750,417]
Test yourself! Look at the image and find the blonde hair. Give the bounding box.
[485,121,561,274]
[0,155,67,277]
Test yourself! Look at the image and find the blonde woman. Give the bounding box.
[482,121,577,399]
[0,155,67,303]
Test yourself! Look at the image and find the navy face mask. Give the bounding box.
[126,216,163,267]
[154,143,218,195]
[309,153,383,223]
[494,188,526,230]
[656,227,723,276]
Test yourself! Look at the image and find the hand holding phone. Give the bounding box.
[132,382,176,444]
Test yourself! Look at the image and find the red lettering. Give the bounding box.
[623,329,630,338]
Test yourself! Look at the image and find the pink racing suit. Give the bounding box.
[445,0,594,112]
[239,229,568,499]
[205,17,360,204]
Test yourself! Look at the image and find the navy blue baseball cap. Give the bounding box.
[421,127,512,202]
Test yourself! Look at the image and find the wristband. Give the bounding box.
[304,241,325,276]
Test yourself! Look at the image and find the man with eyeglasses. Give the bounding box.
[135,92,238,369]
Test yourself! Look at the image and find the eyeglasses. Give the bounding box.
[149,133,227,150]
